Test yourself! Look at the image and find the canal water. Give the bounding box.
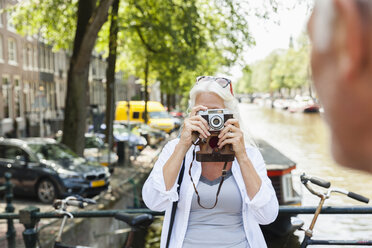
[239,103,372,246]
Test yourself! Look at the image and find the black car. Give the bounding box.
[0,138,110,203]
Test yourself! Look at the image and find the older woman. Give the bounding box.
[142,76,278,248]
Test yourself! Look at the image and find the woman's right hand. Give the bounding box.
[178,105,211,150]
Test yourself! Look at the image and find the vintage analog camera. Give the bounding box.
[197,109,233,131]
[195,109,235,162]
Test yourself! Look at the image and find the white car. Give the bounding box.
[84,133,118,172]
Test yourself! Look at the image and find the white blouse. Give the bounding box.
[142,138,279,248]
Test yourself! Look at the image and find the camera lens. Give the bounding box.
[210,115,223,130]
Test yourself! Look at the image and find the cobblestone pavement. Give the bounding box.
[0,139,168,248]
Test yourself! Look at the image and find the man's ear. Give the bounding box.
[333,0,363,81]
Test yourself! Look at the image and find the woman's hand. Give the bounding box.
[217,119,245,156]
[178,105,211,150]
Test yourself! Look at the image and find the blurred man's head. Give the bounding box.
[308,0,372,173]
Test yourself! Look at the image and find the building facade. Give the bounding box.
[0,0,113,137]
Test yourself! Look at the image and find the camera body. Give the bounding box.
[195,109,235,162]
[197,109,233,131]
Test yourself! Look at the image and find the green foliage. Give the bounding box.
[12,0,275,100]
[12,0,78,50]
[238,33,310,94]
[97,0,255,99]
[236,66,254,93]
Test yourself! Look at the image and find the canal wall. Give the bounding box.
[36,143,166,248]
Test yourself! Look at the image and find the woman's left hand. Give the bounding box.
[217,119,245,155]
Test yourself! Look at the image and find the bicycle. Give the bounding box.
[53,195,154,248]
[292,173,372,247]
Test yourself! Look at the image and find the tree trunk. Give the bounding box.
[166,93,171,111]
[171,94,176,110]
[160,84,164,105]
[62,0,114,156]
[105,0,120,144]
[144,58,149,124]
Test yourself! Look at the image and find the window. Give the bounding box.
[0,146,27,162]
[0,35,3,62]
[281,173,297,203]
[23,47,27,68]
[49,50,54,72]
[92,58,97,76]
[132,112,140,119]
[40,46,45,70]
[23,81,30,113]
[33,46,38,70]
[29,81,35,110]
[0,0,3,27]
[2,77,10,118]
[45,47,49,71]
[6,12,14,30]
[8,38,17,64]
[27,45,33,69]
[14,79,21,117]
[48,82,56,110]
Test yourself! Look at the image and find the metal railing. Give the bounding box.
[0,173,15,248]
[1,205,372,248]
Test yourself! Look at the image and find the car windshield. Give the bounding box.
[113,125,130,136]
[85,136,104,149]
[28,143,85,165]
[149,111,169,119]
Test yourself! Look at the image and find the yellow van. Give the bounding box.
[115,101,175,133]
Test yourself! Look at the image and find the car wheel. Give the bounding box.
[37,179,58,204]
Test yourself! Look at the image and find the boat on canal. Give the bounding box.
[255,138,302,237]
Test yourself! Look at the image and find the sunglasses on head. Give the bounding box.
[196,76,234,96]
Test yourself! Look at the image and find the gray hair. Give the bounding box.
[186,77,257,147]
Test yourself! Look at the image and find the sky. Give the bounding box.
[223,0,312,82]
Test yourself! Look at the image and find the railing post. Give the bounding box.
[4,172,15,248]
[19,206,40,248]
[129,178,140,208]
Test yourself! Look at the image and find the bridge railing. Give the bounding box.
[1,205,372,248]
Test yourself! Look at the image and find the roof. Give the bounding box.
[255,138,296,170]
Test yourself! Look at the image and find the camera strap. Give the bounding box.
[189,145,229,209]
[165,156,186,248]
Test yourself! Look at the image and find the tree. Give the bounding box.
[238,33,311,96]
[110,0,255,112]
[105,0,120,143]
[13,0,114,155]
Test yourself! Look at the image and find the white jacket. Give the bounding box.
[142,138,279,248]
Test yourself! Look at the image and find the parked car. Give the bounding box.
[170,114,182,131]
[55,131,118,172]
[84,133,118,172]
[89,124,147,154]
[170,109,185,118]
[123,122,167,148]
[0,138,110,203]
[115,101,175,133]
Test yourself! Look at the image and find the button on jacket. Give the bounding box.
[142,138,279,248]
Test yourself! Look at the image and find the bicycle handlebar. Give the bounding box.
[347,191,370,204]
[53,196,97,210]
[309,177,331,188]
[301,173,331,188]
[114,213,154,229]
[301,173,370,204]
[66,200,85,208]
